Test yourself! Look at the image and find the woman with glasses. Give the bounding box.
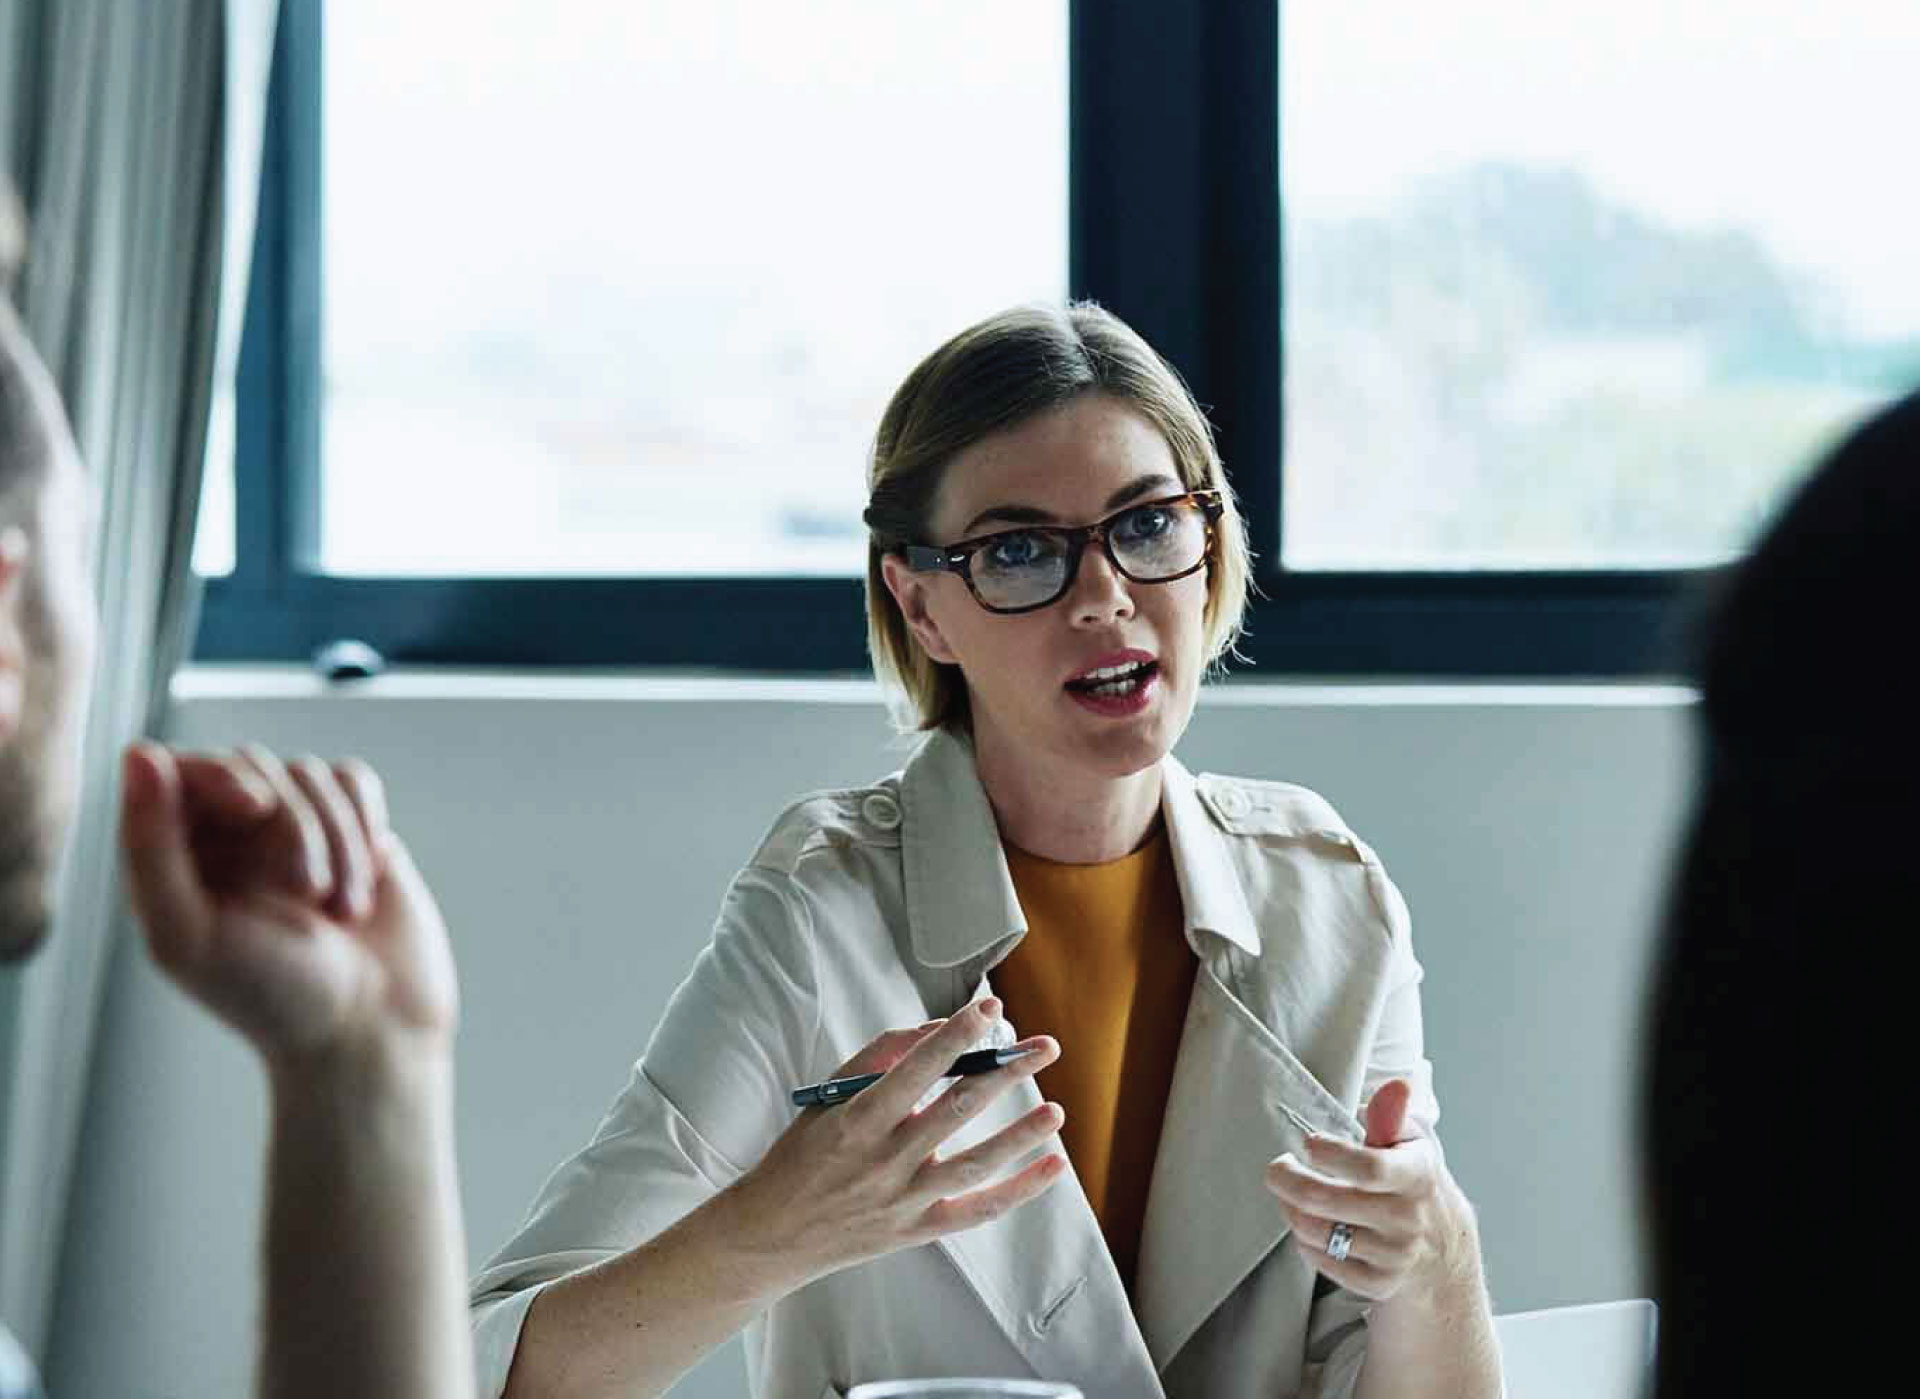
[470,305,1501,1399]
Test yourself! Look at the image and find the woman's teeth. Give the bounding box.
[1072,661,1154,695]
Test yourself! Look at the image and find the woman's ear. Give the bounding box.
[880,553,961,666]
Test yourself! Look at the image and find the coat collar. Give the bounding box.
[899,727,1026,970]
[1159,756,1262,958]
[898,728,1262,972]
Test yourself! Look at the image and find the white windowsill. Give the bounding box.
[173,664,1696,710]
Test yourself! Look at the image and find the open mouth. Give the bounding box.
[1064,658,1159,698]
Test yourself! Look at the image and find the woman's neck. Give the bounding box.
[971,726,1164,865]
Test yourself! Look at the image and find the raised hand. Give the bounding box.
[119,742,457,1065]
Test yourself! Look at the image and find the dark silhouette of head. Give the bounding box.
[1644,388,1919,1394]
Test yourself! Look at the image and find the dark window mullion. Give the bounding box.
[222,0,322,606]
[1201,0,1282,576]
[1069,0,1209,386]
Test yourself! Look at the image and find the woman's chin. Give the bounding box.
[1060,703,1185,779]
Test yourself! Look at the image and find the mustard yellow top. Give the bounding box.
[996,823,1197,1294]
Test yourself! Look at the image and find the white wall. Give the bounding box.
[46,672,1694,1398]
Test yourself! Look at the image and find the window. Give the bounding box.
[198,2,1920,673]
[1281,0,1920,571]
[322,0,1064,578]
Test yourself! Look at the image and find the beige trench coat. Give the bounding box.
[470,729,1440,1399]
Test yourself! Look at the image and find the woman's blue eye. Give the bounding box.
[1116,506,1173,542]
[984,532,1046,569]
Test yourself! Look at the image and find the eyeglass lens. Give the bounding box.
[969,499,1207,611]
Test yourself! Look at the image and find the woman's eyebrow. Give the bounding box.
[959,473,1183,536]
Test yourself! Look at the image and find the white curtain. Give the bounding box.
[0,0,278,1359]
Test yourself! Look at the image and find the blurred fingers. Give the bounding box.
[119,743,212,968]
[172,751,275,821]
[287,756,375,922]
[331,758,392,872]
[235,746,332,901]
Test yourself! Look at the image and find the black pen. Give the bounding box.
[791,1047,1037,1108]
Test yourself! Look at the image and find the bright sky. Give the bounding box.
[324,0,1069,387]
[1285,0,1920,336]
[326,0,1920,359]
[298,0,1917,573]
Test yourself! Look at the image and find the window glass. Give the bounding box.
[1282,0,1920,569]
[320,0,1068,576]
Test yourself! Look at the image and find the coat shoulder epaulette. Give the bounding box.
[746,779,907,875]
[1193,773,1372,862]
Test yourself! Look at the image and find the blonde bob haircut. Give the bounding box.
[863,302,1252,732]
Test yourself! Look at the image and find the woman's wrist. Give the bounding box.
[1402,1177,1487,1309]
[685,1166,837,1307]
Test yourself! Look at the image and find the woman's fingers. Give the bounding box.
[286,756,375,922]
[1292,1233,1397,1299]
[1265,1153,1406,1234]
[831,1021,945,1080]
[850,998,1003,1128]
[897,1035,1059,1158]
[1301,1130,1431,1193]
[916,1150,1069,1238]
[1277,1205,1406,1268]
[914,1097,1065,1199]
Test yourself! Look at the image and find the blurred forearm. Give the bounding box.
[259,1031,473,1399]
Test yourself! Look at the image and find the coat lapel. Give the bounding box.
[1133,765,1366,1372]
[1133,964,1363,1371]
[932,971,1165,1399]
[898,732,1165,1397]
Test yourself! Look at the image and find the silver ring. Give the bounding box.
[1326,1221,1355,1263]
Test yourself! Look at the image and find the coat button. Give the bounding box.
[1216,787,1251,819]
[861,793,902,830]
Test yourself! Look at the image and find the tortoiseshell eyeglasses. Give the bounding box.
[900,490,1224,614]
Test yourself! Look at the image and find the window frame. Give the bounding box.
[196,0,1705,675]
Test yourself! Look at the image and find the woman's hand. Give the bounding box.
[1264,1079,1478,1303]
[722,998,1066,1288]
[119,742,458,1070]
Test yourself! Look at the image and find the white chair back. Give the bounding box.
[1494,1298,1657,1399]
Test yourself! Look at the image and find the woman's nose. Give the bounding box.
[1069,542,1135,626]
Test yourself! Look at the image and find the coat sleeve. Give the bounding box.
[1358,855,1440,1137]
[1301,857,1441,1399]
[467,865,822,1398]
